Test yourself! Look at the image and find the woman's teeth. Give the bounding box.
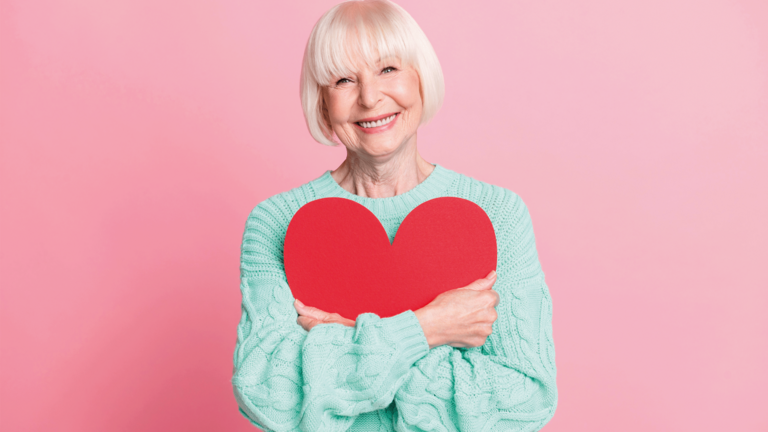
[358,114,397,128]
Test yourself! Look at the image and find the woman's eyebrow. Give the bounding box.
[375,55,398,63]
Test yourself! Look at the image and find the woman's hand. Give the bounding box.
[414,270,499,349]
[294,299,356,331]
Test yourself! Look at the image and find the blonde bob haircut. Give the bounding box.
[300,0,445,146]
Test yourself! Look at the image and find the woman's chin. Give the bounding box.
[355,140,403,158]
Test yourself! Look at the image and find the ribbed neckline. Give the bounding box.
[310,163,458,216]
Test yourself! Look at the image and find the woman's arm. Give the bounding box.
[231,200,430,432]
[393,196,558,431]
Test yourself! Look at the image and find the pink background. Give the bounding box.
[1,0,766,430]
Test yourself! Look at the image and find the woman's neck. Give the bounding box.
[330,145,435,199]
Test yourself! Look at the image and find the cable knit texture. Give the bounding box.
[232,164,557,432]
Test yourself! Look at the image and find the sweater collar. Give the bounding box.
[310,163,459,216]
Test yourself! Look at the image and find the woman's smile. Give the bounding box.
[354,112,400,134]
[323,60,423,157]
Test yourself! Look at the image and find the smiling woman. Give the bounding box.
[300,0,444,148]
[231,1,557,431]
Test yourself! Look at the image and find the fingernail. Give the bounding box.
[486,270,497,279]
[295,299,304,307]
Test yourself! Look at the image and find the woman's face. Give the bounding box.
[322,57,422,159]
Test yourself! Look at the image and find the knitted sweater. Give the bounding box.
[232,163,557,432]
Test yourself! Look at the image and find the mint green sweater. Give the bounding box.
[232,164,557,431]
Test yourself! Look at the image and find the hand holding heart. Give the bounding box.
[285,197,497,321]
[413,270,499,349]
[288,196,499,348]
[295,270,499,349]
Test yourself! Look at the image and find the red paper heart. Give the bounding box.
[284,197,497,320]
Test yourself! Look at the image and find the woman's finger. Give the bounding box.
[463,272,497,291]
[326,312,354,325]
[296,301,327,318]
[315,312,355,327]
[297,315,318,331]
[295,301,356,327]
[294,299,330,320]
[329,316,355,327]
[295,300,356,328]
[298,313,355,331]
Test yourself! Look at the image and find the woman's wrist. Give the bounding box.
[414,306,442,349]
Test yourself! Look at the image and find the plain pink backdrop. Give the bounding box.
[1,0,766,431]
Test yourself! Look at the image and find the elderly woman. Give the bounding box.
[231,0,557,430]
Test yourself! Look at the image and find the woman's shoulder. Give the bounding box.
[244,172,327,234]
[447,169,531,225]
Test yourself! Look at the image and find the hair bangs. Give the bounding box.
[309,3,418,86]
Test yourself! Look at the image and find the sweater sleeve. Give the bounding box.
[231,200,430,432]
[392,195,558,431]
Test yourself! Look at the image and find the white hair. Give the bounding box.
[300,0,445,146]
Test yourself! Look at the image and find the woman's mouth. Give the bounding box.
[355,113,399,133]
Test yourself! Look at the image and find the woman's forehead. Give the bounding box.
[352,54,403,70]
[309,7,418,84]
[342,30,409,62]
[324,39,412,79]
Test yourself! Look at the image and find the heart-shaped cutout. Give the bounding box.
[284,197,497,319]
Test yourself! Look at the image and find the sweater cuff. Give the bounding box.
[381,310,430,366]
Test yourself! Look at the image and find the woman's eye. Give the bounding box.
[336,78,351,85]
[382,66,396,74]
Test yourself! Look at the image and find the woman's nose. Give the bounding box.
[358,81,382,109]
